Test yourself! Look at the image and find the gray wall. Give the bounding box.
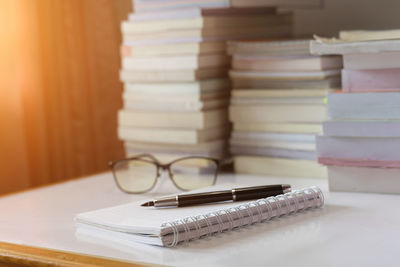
[292,0,400,37]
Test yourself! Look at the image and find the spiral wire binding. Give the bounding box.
[160,186,324,247]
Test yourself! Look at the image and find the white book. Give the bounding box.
[123,13,285,33]
[310,39,400,55]
[230,138,315,151]
[327,92,400,120]
[231,0,322,8]
[229,69,340,80]
[123,24,292,46]
[327,165,400,194]
[122,54,230,70]
[75,185,324,247]
[120,68,228,82]
[119,125,229,144]
[231,96,325,105]
[230,145,316,160]
[123,91,230,102]
[123,98,229,112]
[230,105,326,123]
[133,0,231,13]
[124,79,229,95]
[118,109,228,129]
[343,52,400,70]
[339,29,400,42]
[232,55,342,72]
[124,139,227,156]
[323,120,400,137]
[121,41,226,57]
[232,76,340,89]
[232,89,329,98]
[232,131,315,143]
[233,156,326,178]
[233,122,322,134]
[228,39,311,56]
[316,136,400,161]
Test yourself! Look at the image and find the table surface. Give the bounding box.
[0,172,399,267]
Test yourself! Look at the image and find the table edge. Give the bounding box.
[0,241,157,267]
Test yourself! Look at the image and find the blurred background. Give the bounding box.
[1,0,399,195]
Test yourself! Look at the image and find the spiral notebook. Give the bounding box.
[75,186,324,247]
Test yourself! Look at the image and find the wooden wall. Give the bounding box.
[0,0,132,194]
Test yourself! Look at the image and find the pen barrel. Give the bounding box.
[178,191,232,207]
[235,185,284,201]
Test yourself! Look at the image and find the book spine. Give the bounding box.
[160,186,324,247]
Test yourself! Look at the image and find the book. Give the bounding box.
[132,0,322,13]
[231,96,325,105]
[339,29,400,42]
[327,165,400,194]
[233,122,322,134]
[231,138,315,151]
[232,55,342,72]
[125,149,228,161]
[128,7,276,22]
[230,69,340,80]
[342,69,400,92]
[121,41,226,57]
[316,136,400,161]
[123,91,230,103]
[122,54,230,70]
[232,76,340,89]
[120,68,228,82]
[233,155,326,178]
[310,38,400,55]
[123,24,292,46]
[231,88,330,98]
[230,105,326,123]
[323,120,400,137]
[230,146,316,160]
[327,92,400,120]
[125,139,227,156]
[231,0,323,8]
[123,98,229,112]
[228,39,311,56]
[122,12,288,33]
[124,79,230,96]
[232,131,315,143]
[119,125,229,144]
[318,157,400,169]
[343,52,400,70]
[118,109,228,129]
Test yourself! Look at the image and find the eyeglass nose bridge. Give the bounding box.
[157,164,174,179]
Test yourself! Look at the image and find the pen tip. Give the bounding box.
[141,201,154,207]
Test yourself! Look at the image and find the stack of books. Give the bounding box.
[312,30,400,194]
[119,4,293,162]
[228,39,342,177]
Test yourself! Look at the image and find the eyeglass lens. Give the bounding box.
[170,158,217,191]
[112,157,217,193]
[113,159,158,193]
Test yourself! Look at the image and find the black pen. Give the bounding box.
[140,184,291,208]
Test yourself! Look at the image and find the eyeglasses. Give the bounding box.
[109,154,219,193]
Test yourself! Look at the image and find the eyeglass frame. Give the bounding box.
[108,154,220,194]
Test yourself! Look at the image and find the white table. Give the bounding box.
[0,172,399,266]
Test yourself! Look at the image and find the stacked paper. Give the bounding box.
[119,4,293,162]
[228,39,342,177]
[312,30,400,194]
